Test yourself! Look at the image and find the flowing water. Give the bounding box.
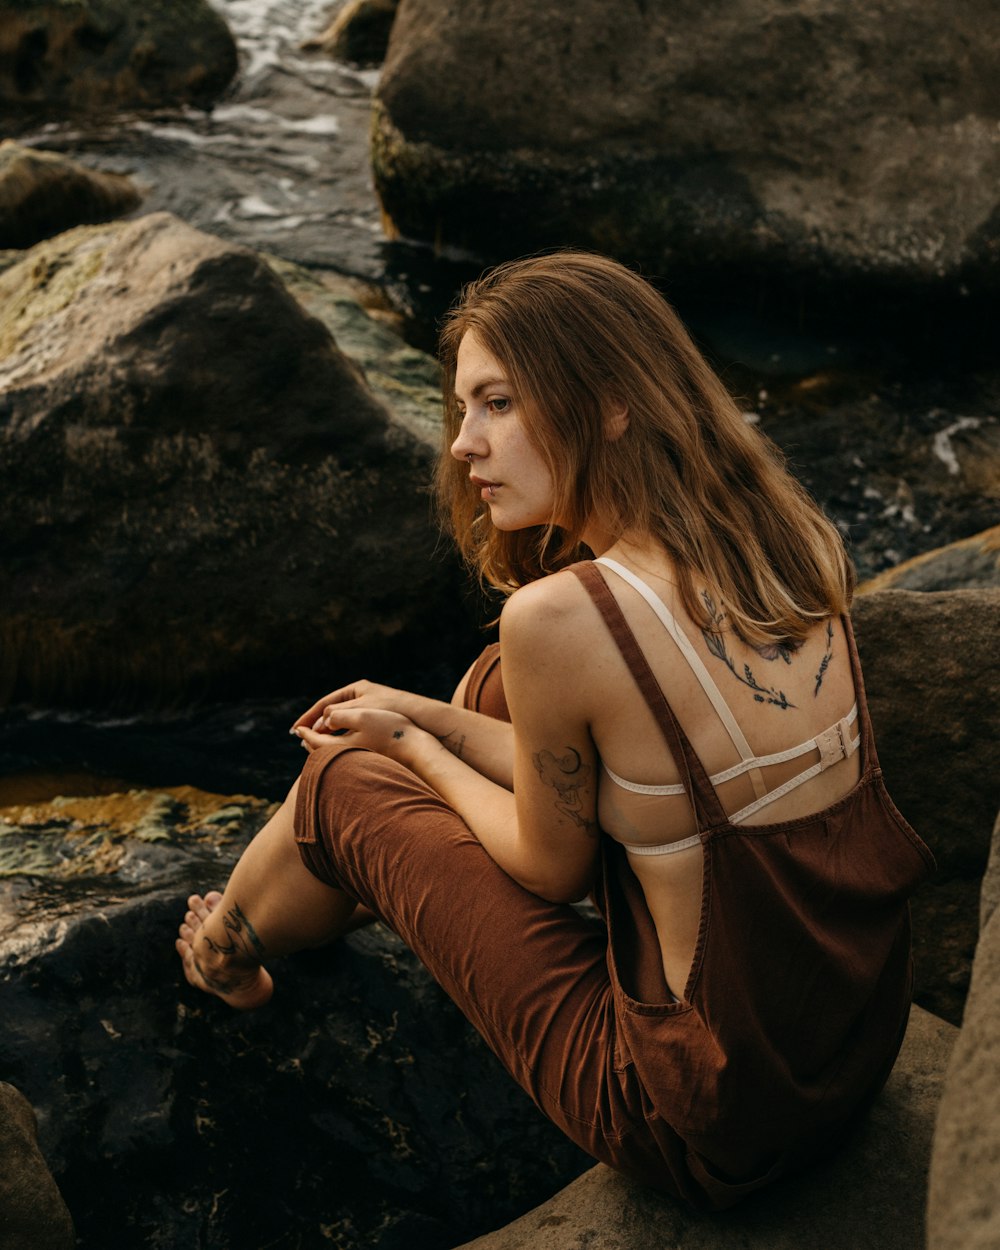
[15,0,390,278]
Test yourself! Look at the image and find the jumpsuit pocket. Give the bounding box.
[685,1148,784,1211]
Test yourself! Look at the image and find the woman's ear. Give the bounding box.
[604,401,630,442]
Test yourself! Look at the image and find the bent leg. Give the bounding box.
[175,778,361,1009]
[294,743,681,1186]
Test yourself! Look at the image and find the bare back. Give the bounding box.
[575,547,862,999]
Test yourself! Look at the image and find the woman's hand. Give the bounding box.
[291,680,412,737]
[293,703,422,761]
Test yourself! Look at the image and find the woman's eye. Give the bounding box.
[486,397,511,414]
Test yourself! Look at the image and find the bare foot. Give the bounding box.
[176,891,274,1010]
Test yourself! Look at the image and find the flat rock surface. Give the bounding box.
[458,1007,956,1250]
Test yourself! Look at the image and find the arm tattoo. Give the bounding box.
[532,747,600,838]
[813,620,834,696]
[203,902,266,961]
[700,590,797,710]
[436,728,467,760]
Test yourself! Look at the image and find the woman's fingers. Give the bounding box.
[290,689,350,733]
[293,725,332,752]
[289,681,381,733]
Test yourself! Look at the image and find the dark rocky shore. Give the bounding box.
[1,1,999,1247]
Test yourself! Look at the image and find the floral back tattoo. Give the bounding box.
[700,591,834,707]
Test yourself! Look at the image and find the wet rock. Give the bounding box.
[373,0,1000,301]
[0,787,589,1249]
[267,255,443,451]
[858,525,1000,592]
[305,0,399,67]
[928,809,1000,1250]
[0,140,141,249]
[0,0,237,115]
[0,1082,75,1250]
[457,1007,956,1250]
[852,589,1000,1026]
[751,368,1000,584]
[0,212,472,709]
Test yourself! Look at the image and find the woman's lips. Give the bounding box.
[470,475,500,498]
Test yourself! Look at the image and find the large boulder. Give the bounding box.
[852,590,1000,877]
[852,590,1000,1026]
[0,212,470,708]
[0,140,141,249]
[373,0,1000,299]
[458,1007,956,1250]
[0,0,237,114]
[0,1083,74,1250]
[0,787,589,1249]
[928,809,1000,1250]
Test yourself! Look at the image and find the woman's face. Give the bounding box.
[450,332,558,532]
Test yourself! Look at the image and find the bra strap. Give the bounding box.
[597,557,767,799]
[571,561,727,830]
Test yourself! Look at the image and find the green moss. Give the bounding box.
[0,226,107,361]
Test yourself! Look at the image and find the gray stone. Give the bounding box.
[373,0,1000,298]
[858,525,1000,593]
[0,1083,74,1250]
[927,809,1000,1250]
[0,212,470,708]
[456,1007,955,1250]
[0,140,142,249]
[0,0,237,114]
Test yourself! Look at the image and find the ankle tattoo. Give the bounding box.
[204,902,266,962]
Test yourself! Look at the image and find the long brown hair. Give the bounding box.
[436,252,853,645]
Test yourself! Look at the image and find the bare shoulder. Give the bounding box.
[500,568,597,660]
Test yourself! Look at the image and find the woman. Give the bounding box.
[176,252,933,1209]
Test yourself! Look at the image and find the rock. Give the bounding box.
[0,787,589,1248]
[982,809,1000,928]
[858,525,1000,592]
[0,0,237,115]
[304,0,399,67]
[0,140,142,249]
[928,809,1000,1250]
[373,0,1000,300]
[851,590,1000,1026]
[0,212,472,708]
[267,255,444,450]
[752,367,1000,585]
[0,1083,75,1250]
[852,590,1000,877]
[456,1006,956,1250]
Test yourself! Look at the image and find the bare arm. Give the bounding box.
[291,681,514,789]
[292,575,600,904]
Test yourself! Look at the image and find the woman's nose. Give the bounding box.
[450,414,484,463]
